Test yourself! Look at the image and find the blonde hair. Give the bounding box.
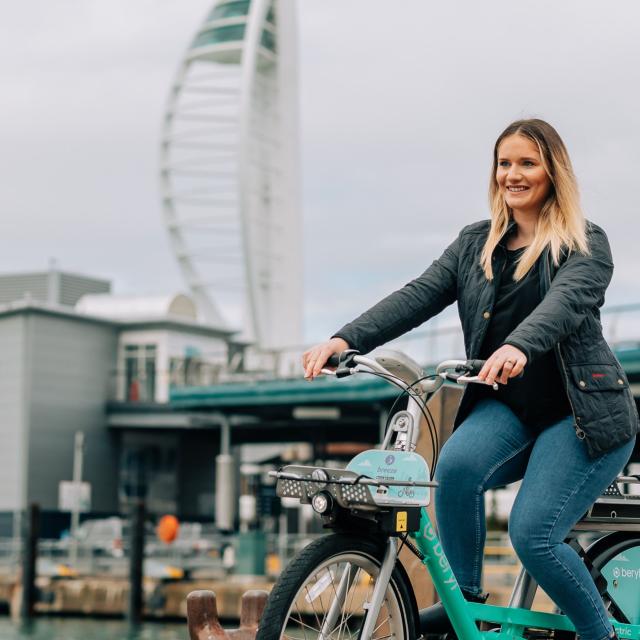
[481,119,589,281]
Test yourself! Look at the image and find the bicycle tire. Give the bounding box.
[256,533,418,640]
[586,531,640,625]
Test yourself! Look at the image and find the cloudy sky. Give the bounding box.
[1,1,639,345]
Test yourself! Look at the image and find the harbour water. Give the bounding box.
[0,617,186,640]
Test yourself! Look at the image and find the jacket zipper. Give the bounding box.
[545,251,585,440]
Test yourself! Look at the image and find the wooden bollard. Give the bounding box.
[228,590,269,640]
[187,590,229,640]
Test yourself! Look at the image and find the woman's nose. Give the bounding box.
[507,165,523,181]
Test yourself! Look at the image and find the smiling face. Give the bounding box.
[495,134,552,216]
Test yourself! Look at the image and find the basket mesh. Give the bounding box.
[340,484,372,505]
[280,479,303,498]
[603,482,622,497]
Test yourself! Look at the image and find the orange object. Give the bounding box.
[129,379,140,402]
[157,514,180,544]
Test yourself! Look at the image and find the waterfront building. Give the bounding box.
[0,270,234,534]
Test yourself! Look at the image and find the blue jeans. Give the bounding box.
[434,398,635,640]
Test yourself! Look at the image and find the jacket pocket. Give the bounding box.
[568,364,628,392]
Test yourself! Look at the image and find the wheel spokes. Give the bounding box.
[280,551,406,640]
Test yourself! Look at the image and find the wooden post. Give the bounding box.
[20,503,40,619]
[187,589,269,640]
[126,500,145,625]
[228,590,268,640]
[187,590,229,640]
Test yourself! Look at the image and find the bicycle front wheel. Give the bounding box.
[257,533,418,640]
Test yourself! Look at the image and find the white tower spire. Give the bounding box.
[160,0,302,350]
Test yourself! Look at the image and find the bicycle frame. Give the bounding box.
[410,507,640,640]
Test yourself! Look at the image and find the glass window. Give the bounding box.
[266,4,276,25]
[261,28,276,53]
[192,24,246,49]
[206,1,275,24]
[124,344,156,402]
[169,356,222,388]
[208,0,251,21]
[169,357,185,387]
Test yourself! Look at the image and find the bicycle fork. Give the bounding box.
[359,538,399,640]
[319,562,361,640]
[320,538,399,640]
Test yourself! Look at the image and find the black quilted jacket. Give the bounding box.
[334,219,639,458]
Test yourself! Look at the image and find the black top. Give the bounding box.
[476,246,572,429]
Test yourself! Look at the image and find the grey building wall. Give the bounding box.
[0,315,27,510]
[25,311,119,512]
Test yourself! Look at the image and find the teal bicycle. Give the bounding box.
[256,350,640,640]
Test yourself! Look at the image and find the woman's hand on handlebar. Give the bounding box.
[302,337,350,380]
[478,344,527,385]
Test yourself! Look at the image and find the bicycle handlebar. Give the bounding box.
[322,351,494,392]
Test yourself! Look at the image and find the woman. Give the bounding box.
[302,119,638,640]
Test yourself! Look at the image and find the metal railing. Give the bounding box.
[0,530,322,580]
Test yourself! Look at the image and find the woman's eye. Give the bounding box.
[523,160,534,167]
[498,161,510,167]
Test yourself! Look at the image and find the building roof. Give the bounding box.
[76,293,197,321]
[0,299,235,338]
[76,292,233,334]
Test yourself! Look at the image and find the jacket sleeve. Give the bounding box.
[332,231,461,354]
[503,224,613,362]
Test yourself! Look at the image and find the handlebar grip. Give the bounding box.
[326,350,360,376]
[463,359,486,375]
[462,358,524,379]
[326,354,341,367]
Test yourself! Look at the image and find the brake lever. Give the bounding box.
[456,374,499,391]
